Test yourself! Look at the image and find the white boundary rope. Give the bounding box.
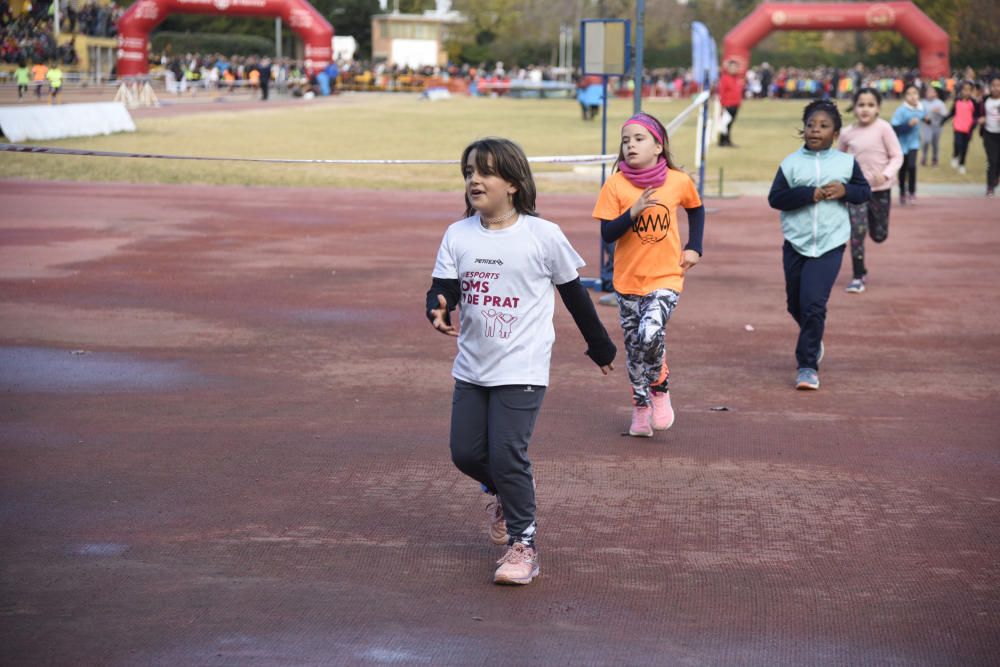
[0,143,614,164]
[0,91,710,166]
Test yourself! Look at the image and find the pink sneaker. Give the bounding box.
[629,405,653,437]
[487,497,507,545]
[650,391,675,430]
[493,542,539,585]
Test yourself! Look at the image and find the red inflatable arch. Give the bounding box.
[116,0,333,77]
[722,1,949,79]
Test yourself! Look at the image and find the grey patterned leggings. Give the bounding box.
[848,189,892,279]
[617,289,680,407]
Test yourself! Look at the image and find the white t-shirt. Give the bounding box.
[432,213,585,387]
[985,97,1000,134]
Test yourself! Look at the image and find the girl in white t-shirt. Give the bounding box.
[426,137,616,586]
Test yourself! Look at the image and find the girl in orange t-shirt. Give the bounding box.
[592,112,705,437]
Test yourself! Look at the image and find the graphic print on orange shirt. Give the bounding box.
[591,170,701,295]
[633,202,671,245]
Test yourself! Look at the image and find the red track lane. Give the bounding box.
[1,179,998,665]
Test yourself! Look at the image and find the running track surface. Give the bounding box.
[1,180,998,666]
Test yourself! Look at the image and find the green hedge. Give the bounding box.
[151,31,275,57]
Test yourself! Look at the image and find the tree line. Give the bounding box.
[125,0,997,68]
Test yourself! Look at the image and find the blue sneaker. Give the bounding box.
[796,368,819,390]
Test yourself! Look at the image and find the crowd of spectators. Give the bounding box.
[157,52,317,97]
[1,0,121,66]
[739,63,983,101]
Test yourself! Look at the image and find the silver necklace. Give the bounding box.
[480,208,518,227]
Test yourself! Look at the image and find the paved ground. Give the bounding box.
[1,180,998,665]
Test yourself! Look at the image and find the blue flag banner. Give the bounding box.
[691,21,718,88]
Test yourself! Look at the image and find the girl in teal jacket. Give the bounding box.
[768,99,871,390]
[891,84,926,204]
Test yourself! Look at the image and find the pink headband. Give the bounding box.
[622,114,665,144]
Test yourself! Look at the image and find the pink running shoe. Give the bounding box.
[650,391,675,430]
[494,542,539,585]
[629,405,654,437]
[487,497,507,545]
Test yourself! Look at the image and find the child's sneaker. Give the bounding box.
[487,497,507,545]
[629,405,654,437]
[951,157,959,169]
[959,165,967,175]
[650,391,675,430]
[494,542,539,585]
[845,278,866,294]
[795,368,820,390]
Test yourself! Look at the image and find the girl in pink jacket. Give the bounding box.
[838,87,904,294]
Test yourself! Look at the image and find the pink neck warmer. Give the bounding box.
[619,157,668,188]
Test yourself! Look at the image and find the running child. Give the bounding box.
[890,84,925,204]
[46,62,64,105]
[426,137,616,585]
[980,74,1000,197]
[768,99,871,390]
[591,112,705,437]
[839,87,904,294]
[945,81,981,175]
[920,86,948,167]
[14,58,29,101]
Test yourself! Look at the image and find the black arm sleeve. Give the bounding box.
[684,205,705,256]
[843,160,872,204]
[767,167,817,211]
[556,278,617,367]
[600,210,633,243]
[425,277,460,324]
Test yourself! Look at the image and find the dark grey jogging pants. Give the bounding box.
[449,380,545,545]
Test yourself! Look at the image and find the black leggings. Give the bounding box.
[984,131,1000,190]
[848,190,892,279]
[898,149,918,197]
[954,131,972,166]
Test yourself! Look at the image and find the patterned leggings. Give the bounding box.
[848,189,892,279]
[617,289,679,407]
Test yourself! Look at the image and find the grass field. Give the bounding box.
[0,93,989,193]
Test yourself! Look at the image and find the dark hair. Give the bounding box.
[801,98,842,134]
[902,83,920,97]
[613,111,677,173]
[460,137,537,218]
[849,86,881,111]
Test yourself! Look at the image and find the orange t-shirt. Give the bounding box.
[31,64,47,81]
[592,169,702,295]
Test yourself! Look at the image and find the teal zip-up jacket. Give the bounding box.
[891,103,926,153]
[768,146,871,257]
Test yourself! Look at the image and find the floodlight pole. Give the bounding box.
[633,0,644,114]
[601,74,609,185]
[275,17,282,60]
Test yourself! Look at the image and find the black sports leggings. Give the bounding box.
[898,149,918,197]
[953,131,972,166]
